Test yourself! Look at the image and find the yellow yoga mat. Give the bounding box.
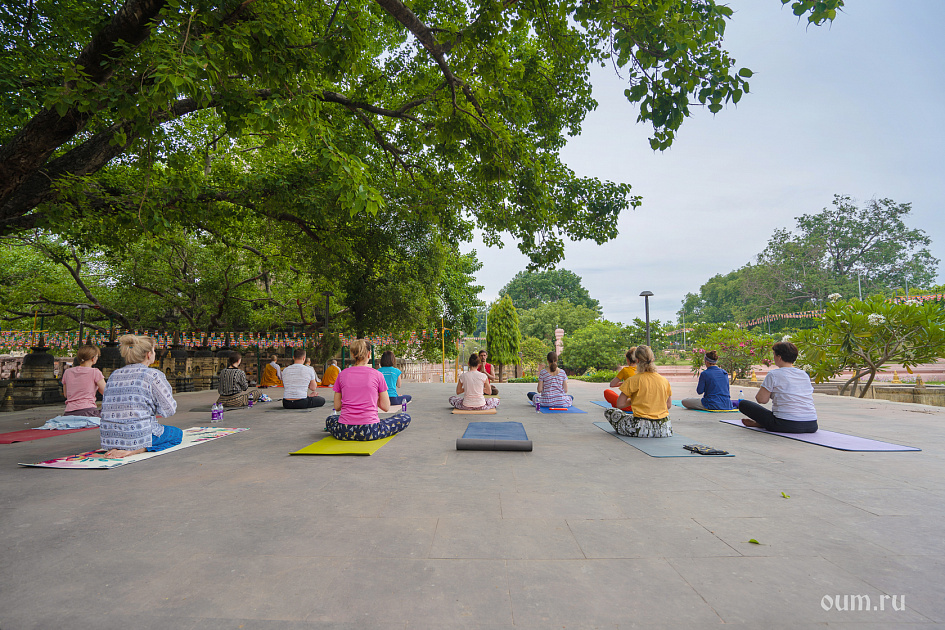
[290,435,395,455]
[451,408,497,415]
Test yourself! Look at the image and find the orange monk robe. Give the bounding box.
[259,362,283,388]
[318,364,340,387]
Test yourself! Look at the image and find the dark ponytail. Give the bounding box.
[547,351,558,372]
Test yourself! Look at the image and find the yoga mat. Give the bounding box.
[290,435,394,455]
[718,418,921,451]
[537,406,586,414]
[591,400,615,409]
[266,406,318,413]
[18,427,249,469]
[456,421,532,451]
[451,408,497,415]
[593,422,734,457]
[0,427,98,444]
[672,400,739,413]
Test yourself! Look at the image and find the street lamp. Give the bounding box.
[76,304,91,346]
[639,291,654,348]
[321,291,334,370]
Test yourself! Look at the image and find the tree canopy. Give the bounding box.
[680,194,939,327]
[1,0,845,339]
[499,269,600,312]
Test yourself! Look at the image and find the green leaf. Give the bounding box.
[748,539,760,544]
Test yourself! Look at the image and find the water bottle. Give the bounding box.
[739,389,743,403]
[247,396,254,408]
[211,403,220,423]
[402,399,407,413]
[535,398,540,413]
[217,403,225,423]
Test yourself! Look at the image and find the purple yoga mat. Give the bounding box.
[719,418,920,451]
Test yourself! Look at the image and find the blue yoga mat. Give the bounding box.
[590,400,615,409]
[672,400,740,413]
[593,422,734,457]
[457,422,532,451]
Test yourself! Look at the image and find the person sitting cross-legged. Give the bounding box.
[681,350,732,411]
[378,350,411,407]
[319,359,340,387]
[325,339,410,441]
[527,351,573,408]
[282,349,327,409]
[603,347,636,411]
[603,345,673,438]
[738,341,818,434]
[449,353,500,411]
[259,354,283,388]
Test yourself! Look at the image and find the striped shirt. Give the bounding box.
[218,367,249,396]
[100,365,177,450]
[535,368,571,407]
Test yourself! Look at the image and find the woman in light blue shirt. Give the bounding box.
[378,351,411,406]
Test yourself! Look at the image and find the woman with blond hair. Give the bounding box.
[326,339,410,440]
[603,345,673,438]
[99,335,181,458]
[61,345,107,417]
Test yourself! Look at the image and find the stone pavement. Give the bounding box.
[1,379,944,629]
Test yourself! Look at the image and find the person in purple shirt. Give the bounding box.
[326,339,410,441]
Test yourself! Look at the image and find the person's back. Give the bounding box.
[537,368,571,407]
[283,363,317,399]
[62,365,103,414]
[765,366,816,420]
[460,370,489,408]
[320,362,340,386]
[377,365,400,397]
[335,365,388,425]
[699,365,731,410]
[622,371,671,419]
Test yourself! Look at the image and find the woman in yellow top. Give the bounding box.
[603,347,636,411]
[604,345,673,438]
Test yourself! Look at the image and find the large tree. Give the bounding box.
[517,299,600,341]
[0,0,840,258]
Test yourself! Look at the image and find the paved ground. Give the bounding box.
[2,379,944,629]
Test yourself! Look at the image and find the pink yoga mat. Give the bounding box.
[0,427,99,444]
[719,418,920,451]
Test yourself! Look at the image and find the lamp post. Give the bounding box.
[639,291,653,348]
[76,304,90,347]
[321,291,334,371]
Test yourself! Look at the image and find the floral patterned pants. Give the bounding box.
[604,408,673,438]
[325,413,411,441]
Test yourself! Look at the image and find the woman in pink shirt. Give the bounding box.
[61,345,107,417]
[326,339,410,441]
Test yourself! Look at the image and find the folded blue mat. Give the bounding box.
[457,422,532,451]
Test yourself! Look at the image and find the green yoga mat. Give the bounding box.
[290,434,395,455]
[593,422,734,457]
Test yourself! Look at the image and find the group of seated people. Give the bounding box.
[599,341,817,438]
[63,332,817,457]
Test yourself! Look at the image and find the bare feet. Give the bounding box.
[101,447,146,459]
[741,418,762,428]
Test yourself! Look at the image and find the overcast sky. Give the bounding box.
[462,0,945,326]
